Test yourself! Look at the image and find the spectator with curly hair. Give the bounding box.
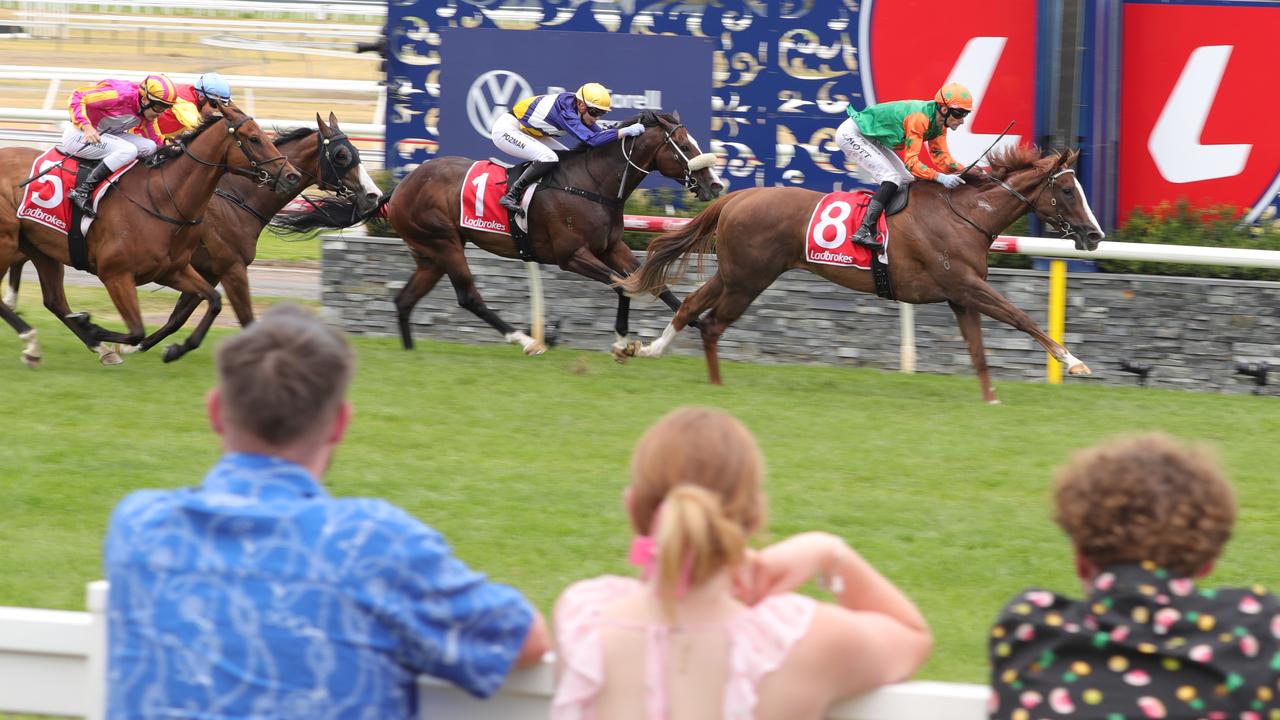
[988,433,1280,720]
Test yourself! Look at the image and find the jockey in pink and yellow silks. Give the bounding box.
[834,82,974,247]
[64,74,179,217]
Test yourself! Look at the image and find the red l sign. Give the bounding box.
[1119,2,1280,220]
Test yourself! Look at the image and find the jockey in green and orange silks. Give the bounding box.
[835,82,974,248]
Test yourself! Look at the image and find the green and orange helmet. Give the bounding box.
[935,82,973,116]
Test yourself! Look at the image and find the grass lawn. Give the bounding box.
[2,288,1279,684]
[254,225,322,264]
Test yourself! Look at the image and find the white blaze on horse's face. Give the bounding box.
[357,165,381,201]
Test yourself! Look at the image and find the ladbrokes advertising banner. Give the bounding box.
[1118,1,1280,223]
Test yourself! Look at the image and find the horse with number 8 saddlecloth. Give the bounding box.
[623,146,1106,404]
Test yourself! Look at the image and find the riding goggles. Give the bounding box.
[946,107,971,119]
[586,107,607,118]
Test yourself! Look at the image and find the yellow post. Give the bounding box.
[1047,259,1066,384]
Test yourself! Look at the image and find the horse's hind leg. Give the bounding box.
[949,301,999,404]
[219,263,255,327]
[3,258,22,309]
[0,293,40,367]
[135,291,203,353]
[636,274,724,359]
[394,259,445,350]
[26,251,124,364]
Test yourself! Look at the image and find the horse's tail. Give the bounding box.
[622,193,733,295]
[269,185,396,235]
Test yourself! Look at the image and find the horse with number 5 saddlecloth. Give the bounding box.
[272,111,723,358]
[622,146,1106,404]
[0,101,302,366]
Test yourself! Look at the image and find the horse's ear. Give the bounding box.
[315,112,324,130]
[672,110,681,123]
[1065,148,1080,167]
[328,111,340,130]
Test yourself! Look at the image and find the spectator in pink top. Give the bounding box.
[551,406,933,720]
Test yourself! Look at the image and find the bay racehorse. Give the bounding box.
[622,146,1105,403]
[272,111,722,357]
[0,101,301,366]
[2,113,380,333]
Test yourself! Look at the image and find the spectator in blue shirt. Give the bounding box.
[104,303,549,719]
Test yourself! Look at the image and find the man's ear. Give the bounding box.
[207,388,224,436]
[328,400,353,445]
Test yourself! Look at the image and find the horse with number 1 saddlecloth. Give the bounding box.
[272,111,723,358]
[0,101,302,367]
[622,146,1106,404]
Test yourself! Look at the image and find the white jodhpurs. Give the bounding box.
[834,118,913,186]
[490,113,568,163]
[60,128,156,172]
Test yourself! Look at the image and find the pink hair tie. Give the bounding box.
[629,535,657,578]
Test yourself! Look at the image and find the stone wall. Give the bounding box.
[322,233,1280,395]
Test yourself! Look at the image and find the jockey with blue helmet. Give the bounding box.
[489,82,646,216]
[145,72,234,140]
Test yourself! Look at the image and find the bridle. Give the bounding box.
[618,122,717,198]
[948,167,1078,240]
[181,112,290,189]
[309,129,361,198]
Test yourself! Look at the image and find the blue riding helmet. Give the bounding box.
[194,72,232,103]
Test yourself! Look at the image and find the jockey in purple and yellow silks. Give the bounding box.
[489,82,645,216]
[835,82,974,247]
[64,74,179,217]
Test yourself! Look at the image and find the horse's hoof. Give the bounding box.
[20,352,40,368]
[986,398,1003,405]
[162,344,185,363]
[610,345,629,364]
[99,350,123,366]
[1068,362,1092,376]
[523,340,547,356]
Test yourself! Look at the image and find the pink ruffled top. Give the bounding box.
[552,575,817,720]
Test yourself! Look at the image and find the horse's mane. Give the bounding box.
[980,144,1062,180]
[271,126,315,146]
[557,110,679,163]
[147,113,227,165]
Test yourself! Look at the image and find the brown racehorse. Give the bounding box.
[2,113,380,331]
[0,101,301,366]
[273,111,722,357]
[622,146,1105,403]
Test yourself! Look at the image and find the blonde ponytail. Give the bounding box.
[653,484,747,622]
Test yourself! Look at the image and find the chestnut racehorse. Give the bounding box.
[0,101,301,366]
[622,146,1105,403]
[273,111,722,357]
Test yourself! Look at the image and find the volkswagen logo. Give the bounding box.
[467,70,533,137]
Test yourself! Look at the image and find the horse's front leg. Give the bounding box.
[28,251,125,364]
[135,291,204,353]
[952,277,1091,377]
[3,258,23,309]
[562,244,639,362]
[948,300,999,404]
[151,264,222,363]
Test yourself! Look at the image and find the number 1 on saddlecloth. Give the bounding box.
[472,172,488,217]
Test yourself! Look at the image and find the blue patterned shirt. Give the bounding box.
[104,452,534,719]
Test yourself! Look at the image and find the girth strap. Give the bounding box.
[214,188,270,225]
[547,185,624,209]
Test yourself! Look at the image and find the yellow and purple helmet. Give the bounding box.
[935,82,974,114]
[575,82,612,113]
[140,74,179,107]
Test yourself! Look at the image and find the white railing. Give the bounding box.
[0,66,383,95]
[0,581,990,720]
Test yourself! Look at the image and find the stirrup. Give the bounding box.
[499,194,524,216]
[850,227,879,248]
[70,192,96,218]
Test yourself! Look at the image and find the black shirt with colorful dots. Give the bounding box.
[988,563,1280,720]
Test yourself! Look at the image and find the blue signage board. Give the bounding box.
[436,27,712,190]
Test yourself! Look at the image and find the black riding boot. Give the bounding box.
[499,161,555,216]
[68,162,114,219]
[851,180,898,248]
